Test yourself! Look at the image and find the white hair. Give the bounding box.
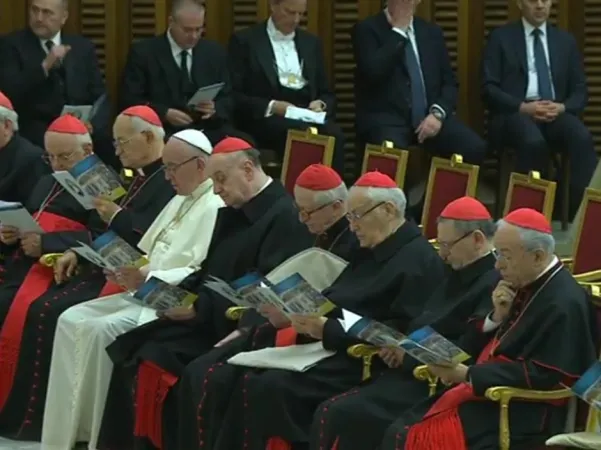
[0,106,18,131]
[295,183,348,207]
[130,116,165,140]
[75,133,92,146]
[352,186,407,218]
[497,219,556,254]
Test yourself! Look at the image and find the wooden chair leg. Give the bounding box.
[561,155,570,231]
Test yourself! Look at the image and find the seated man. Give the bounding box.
[381,208,598,449]
[41,130,224,450]
[95,137,314,450]
[174,163,359,450]
[352,0,486,166]
[0,0,114,168]
[0,107,174,441]
[228,0,346,174]
[120,0,238,143]
[0,90,48,204]
[312,196,500,450]
[482,0,596,220]
[205,172,447,450]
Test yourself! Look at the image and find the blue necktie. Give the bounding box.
[404,37,427,127]
[532,29,553,100]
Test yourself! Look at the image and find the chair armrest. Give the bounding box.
[347,344,380,381]
[561,257,573,272]
[39,253,64,267]
[574,270,601,283]
[413,365,440,397]
[485,386,573,450]
[225,306,249,321]
[428,239,439,250]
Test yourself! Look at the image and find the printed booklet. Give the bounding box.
[72,231,148,271]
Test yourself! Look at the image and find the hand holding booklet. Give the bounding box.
[343,310,470,367]
[187,82,225,107]
[131,276,197,312]
[0,201,44,234]
[570,361,601,411]
[71,230,148,271]
[53,154,126,209]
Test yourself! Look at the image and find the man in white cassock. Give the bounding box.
[40,129,225,450]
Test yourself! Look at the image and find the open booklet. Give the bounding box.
[71,230,148,271]
[53,154,126,209]
[571,361,601,411]
[343,310,470,367]
[60,93,106,123]
[0,201,44,234]
[131,276,198,312]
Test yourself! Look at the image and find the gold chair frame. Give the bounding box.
[420,154,479,240]
[280,127,335,187]
[361,141,409,188]
[503,171,557,220]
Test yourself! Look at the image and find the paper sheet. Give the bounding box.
[284,106,326,124]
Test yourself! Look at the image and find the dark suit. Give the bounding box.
[352,13,486,165]
[120,34,241,144]
[0,29,113,167]
[227,22,346,174]
[483,20,596,218]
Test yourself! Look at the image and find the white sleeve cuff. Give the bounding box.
[265,100,275,117]
[431,104,447,119]
[482,311,501,332]
[107,207,123,225]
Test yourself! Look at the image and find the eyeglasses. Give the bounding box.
[296,202,334,220]
[42,150,76,164]
[162,156,198,174]
[113,135,136,149]
[346,201,385,222]
[436,231,475,252]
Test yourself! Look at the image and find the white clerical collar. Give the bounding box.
[522,17,547,36]
[41,31,61,52]
[384,9,414,33]
[535,255,559,281]
[256,177,273,196]
[267,17,295,41]
[167,28,192,57]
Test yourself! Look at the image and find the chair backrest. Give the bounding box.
[572,188,601,275]
[280,127,336,194]
[421,154,480,239]
[503,171,556,220]
[361,141,409,188]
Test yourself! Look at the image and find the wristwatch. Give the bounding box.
[430,107,444,121]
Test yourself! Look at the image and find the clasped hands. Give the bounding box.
[0,226,42,258]
[521,100,565,122]
[165,100,216,127]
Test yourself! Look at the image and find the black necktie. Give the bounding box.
[403,36,427,128]
[45,40,54,52]
[532,29,553,100]
[179,51,193,97]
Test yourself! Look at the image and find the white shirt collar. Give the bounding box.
[167,29,192,56]
[384,9,414,33]
[535,255,559,281]
[41,31,61,52]
[522,17,547,36]
[267,17,295,41]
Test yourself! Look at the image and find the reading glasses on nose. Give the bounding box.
[163,156,198,174]
[296,202,334,220]
[436,230,476,251]
[346,201,385,221]
[42,150,76,164]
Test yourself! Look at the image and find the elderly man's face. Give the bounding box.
[29,0,68,40]
[270,0,306,35]
[162,139,203,195]
[294,186,342,235]
[346,189,392,248]
[436,221,482,270]
[207,153,254,208]
[518,0,552,27]
[44,132,90,172]
[113,116,158,169]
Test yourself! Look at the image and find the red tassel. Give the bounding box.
[266,436,292,450]
[331,436,339,450]
[404,409,466,450]
[134,361,178,449]
[275,327,297,347]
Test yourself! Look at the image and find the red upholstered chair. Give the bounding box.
[280,127,335,193]
[361,141,409,188]
[421,154,480,240]
[503,171,557,221]
[565,188,601,278]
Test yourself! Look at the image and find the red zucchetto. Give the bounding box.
[439,196,491,221]
[121,105,162,126]
[0,91,13,110]
[212,137,254,154]
[47,115,88,134]
[504,208,552,234]
[353,171,397,188]
[295,164,343,191]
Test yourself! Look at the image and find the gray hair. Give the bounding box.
[129,116,165,141]
[0,106,18,131]
[352,186,407,218]
[437,218,496,239]
[75,133,92,146]
[295,183,348,207]
[497,219,556,253]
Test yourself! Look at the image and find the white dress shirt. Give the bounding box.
[482,255,560,332]
[522,18,556,100]
[167,29,192,76]
[40,31,61,53]
[385,11,446,119]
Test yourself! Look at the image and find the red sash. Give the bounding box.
[134,361,178,449]
[0,211,86,411]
